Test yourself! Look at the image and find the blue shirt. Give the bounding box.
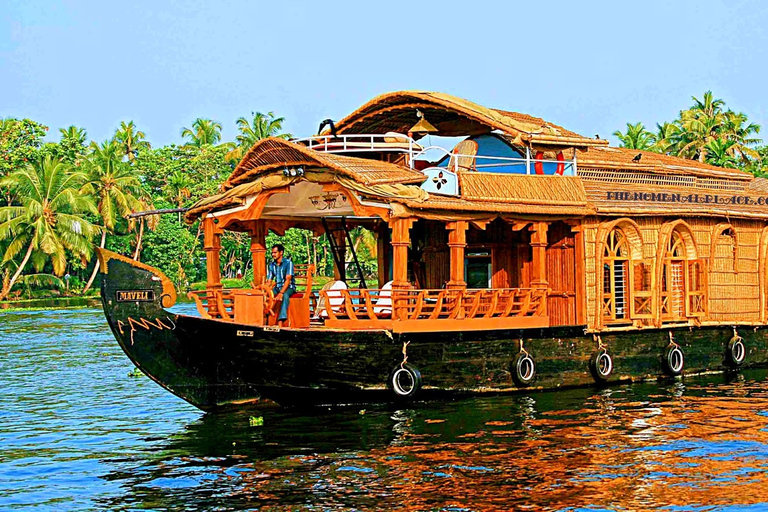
[267,257,296,292]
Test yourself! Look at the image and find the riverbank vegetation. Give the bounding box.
[612,91,765,173]
[0,92,764,301]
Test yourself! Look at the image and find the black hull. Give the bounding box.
[98,249,768,411]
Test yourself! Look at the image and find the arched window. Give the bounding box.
[602,229,630,321]
[601,225,653,324]
[713,227,737,273]
[660,229,706,320]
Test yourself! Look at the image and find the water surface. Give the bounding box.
[2,306,768,511]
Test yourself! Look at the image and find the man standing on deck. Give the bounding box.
[266,244,296,327]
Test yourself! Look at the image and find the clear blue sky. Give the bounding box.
[2,0,767,147]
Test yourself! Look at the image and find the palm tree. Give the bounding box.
[79,140,144,292]
[163,170,193,208]
[130,197,158,261]
[181,118,223,148]
[163,170,193,222]
[675,111,719,162]
[58,126,88,163]
[704,139,739,168]
[226,112,292,162]
[0,156,98,300]
[653,122,680,154]
[613,122,656,150]
[114,121,151,161]
[719,111,761,164]
[691,91,726,120]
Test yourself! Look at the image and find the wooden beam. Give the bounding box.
[446,220,468,289]
[511,221,532,232]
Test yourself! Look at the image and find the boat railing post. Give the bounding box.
[573,150,578,176]
[526,147,531,175]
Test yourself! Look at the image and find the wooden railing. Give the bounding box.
[319,287,548,332]
[187,286,549,332]
[187,289,235,320]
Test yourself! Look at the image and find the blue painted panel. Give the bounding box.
[421,167,459,196]
[436,134,575,176]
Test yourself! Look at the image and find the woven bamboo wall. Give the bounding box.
[582,216,766,329]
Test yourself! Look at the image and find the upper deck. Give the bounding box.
[182,91,768,335]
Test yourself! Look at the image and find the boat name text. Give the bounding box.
[606,191,767,206]
[116,290,156,302]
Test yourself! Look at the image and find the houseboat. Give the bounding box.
[98,91,768,411]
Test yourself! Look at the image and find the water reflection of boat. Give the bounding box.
[96,372,768,511]
[99,91,768,411]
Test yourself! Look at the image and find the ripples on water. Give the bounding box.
[2,306,768,511]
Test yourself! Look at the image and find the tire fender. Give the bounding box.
[663,345,685,376]
[726,336,746,367]
[389,364,422,398]
[511,352,536,387]
[589,348,614,383]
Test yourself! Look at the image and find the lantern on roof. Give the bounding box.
[407,109,438,140]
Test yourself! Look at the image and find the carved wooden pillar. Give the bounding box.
[203,217,222,316]
[529,221,549,290]
[249,220,267,286]
[390,217,415,289]
[446,220,468,289]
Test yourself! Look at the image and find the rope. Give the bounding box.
[668,330,680,349]
[519,338,528,356]
[732,327,743,342]
[400,339,410,369]
[593,334,606,352]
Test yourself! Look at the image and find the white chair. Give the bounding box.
[373,281,393,316]
[315,280,348,319]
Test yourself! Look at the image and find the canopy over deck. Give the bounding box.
[331,91,608,148]
[185,137,595,224]
[226,138,426,189]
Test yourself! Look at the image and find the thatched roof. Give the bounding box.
[184,93,768,223]
[226,138,426,190]
[578,146,752,180]
[332,91,607,148]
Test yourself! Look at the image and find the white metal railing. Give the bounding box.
[413,145,577,175]
[293,133,417,157]
[293,133,579,176]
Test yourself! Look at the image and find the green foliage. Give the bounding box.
[114,121,151,162]
[140,215,203,288]
[181,118,224,148]
[226,112,292,162]
[133,144,233,201]
[56,126,88,164]
[613,122,656,150]
[0,118,49,204]
[0,156,99,299]
[616,91,763,171]
[80,140,145,231]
